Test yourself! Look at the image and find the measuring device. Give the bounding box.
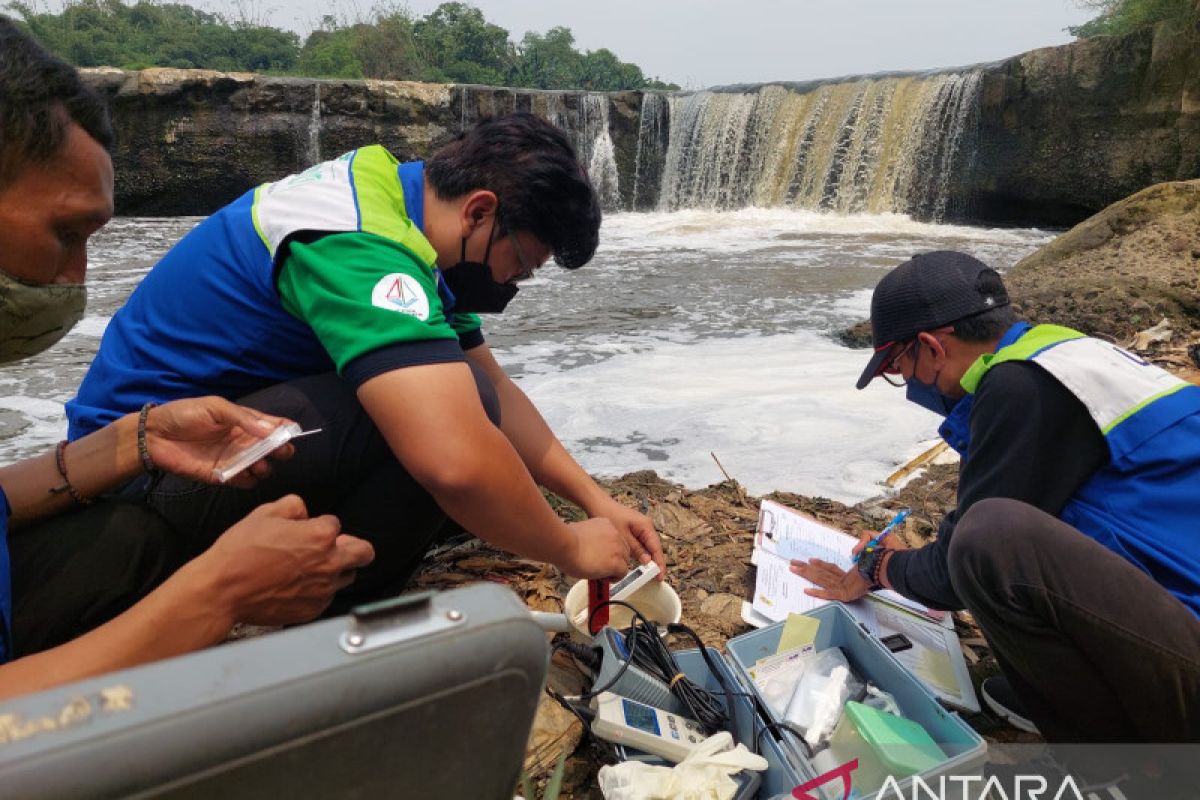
[575,562,661,631]
[590,692,706,763]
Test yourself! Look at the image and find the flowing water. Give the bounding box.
[0,209,1053,503]
[654,71,984,219]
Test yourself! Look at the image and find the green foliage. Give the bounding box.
[295,25,363,79]
[7,0,680,90]
[514,26,582,89]
[9,0,298,72]
[413,2,513,85]
[1069,0,1199,38]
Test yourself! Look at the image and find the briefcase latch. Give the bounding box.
[340,590,467,654]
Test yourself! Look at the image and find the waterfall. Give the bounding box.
[439,71,981,220]
[632,93,668,210]
[575,93,621,210]
[306,84,321,165]
[655,70,984,220]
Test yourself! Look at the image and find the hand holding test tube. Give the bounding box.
[213,422,323,483]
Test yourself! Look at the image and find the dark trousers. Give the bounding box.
[10,367,498,657]
[139,369,500,614]
[9,501,188,657]
[948,497,1200,743]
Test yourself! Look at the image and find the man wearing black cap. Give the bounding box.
[793,251,1200,746]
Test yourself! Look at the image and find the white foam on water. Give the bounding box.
[64,314,112,340]
[508,329,945,504]
[0,395,70,456]
[598,208,1052,256]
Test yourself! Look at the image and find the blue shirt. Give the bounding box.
[0,486,12,663]
[66,159,478,439]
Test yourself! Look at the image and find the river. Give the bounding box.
[0,208,1053,503]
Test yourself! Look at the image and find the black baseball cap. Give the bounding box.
[856,251,1009,389]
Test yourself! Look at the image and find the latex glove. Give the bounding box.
[598,732,768,800]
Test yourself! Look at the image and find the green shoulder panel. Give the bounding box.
[350,146,439,268]
[959,324,1086,394]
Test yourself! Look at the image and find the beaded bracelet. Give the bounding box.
[50,439,93,505]
[137,402,158,474]
[870,549,889,589]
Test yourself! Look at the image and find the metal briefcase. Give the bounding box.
[0,582,548,799]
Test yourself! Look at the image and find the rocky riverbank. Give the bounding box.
[841,177,1200,358]
[1007,179,1200,339]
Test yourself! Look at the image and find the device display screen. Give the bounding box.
[611,566,646,594]
[621,699,661,735]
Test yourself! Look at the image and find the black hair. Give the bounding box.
[426,112,601,269]
[0,16,114,187]
[952,304,1018,342]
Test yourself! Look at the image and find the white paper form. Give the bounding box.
[750,546,880,630]
[752,500,946,625]
[750,548,834,620]
[755,500,856,567]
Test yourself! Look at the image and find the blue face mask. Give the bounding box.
[905,376,960,417]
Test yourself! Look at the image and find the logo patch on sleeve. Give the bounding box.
[371,273,430,321]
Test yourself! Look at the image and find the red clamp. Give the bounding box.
[587,579,611,634]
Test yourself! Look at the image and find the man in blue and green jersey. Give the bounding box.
[68,113,664,606]
[793,251,1200,749]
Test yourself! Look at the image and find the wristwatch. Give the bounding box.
[856,547,887,591]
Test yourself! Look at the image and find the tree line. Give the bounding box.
[1069,0,1198,37]
[6,0,680,90]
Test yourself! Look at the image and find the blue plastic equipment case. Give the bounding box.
[724,602,987,799]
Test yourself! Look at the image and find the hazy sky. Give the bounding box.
[207,0,1096,88]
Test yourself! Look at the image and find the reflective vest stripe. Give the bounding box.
[249,147,437,268]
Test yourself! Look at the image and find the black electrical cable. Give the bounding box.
[553,601,731,732]
[545,685,596,728]
[665,623,739,738]
[563,600,651,702]
[552,600,783,756]
[755,720,814,759]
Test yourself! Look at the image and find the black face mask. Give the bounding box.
[441,222,519,314]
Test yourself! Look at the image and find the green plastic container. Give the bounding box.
[827,701,944,796]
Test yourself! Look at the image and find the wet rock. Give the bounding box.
[957,20,1200,226]
[1007,179,1200,337]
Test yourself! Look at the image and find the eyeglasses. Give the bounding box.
[506,231,542,283]
[880,341,916,387]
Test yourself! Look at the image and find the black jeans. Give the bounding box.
[948,497,1200,742]
[137,369,500,614]
[9,500,188,657]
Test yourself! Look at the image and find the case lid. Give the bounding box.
[844,701,943,775]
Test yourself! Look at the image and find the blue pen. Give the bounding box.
[853,507,911,563]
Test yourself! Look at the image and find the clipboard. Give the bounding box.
[747,500,979,713]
